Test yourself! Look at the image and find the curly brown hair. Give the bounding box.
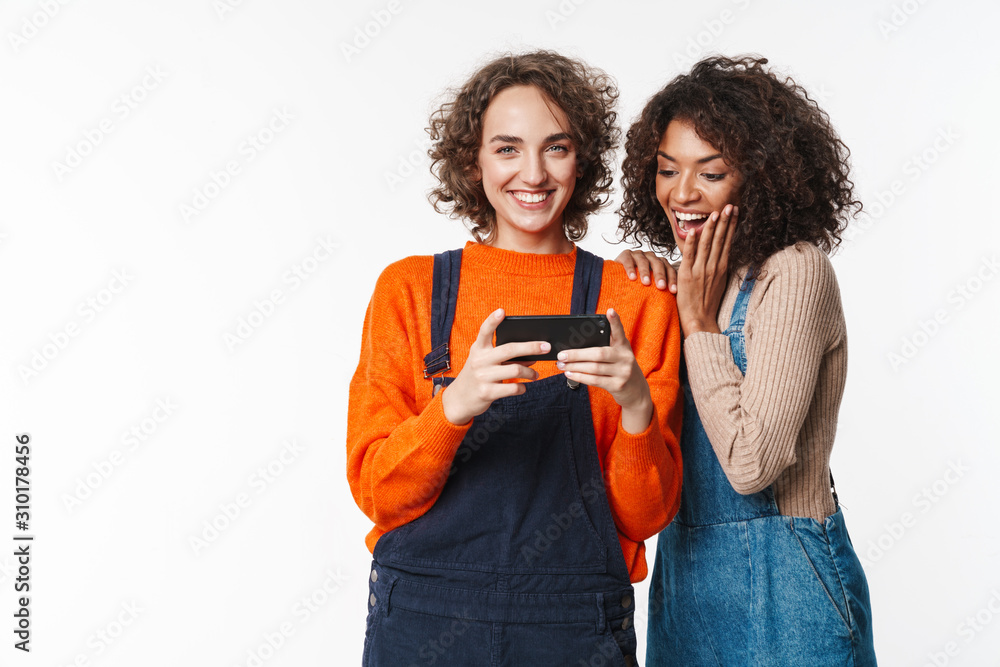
[428,51,619,242]
[618,56,860,274]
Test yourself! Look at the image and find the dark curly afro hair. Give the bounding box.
[618,55,861,275]
[428,50,619,243]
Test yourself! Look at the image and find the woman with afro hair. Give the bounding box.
[617,56,877,665]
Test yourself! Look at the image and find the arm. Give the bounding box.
[684,245,842,494]
[346,266,471,533]
[601,375,683,542]
[559,295,684,541]
[347,266,549,535]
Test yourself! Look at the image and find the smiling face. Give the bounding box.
[476,85,579,253]
[655,118,743,246]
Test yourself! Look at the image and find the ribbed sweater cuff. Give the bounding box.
[614,405,665,470]
[683,332,742,385]
[416,388,473,461]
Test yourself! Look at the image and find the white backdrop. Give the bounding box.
[1,0,998,665]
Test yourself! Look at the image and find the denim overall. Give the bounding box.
[647,275,876,666]
[364,248,639,666]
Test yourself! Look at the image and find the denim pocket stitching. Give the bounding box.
[790,518,854,639]
[824,519,863,648]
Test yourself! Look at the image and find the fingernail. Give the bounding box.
[628,272,636,280]
[657,279,666,289]
[641,276,650,285]
[556,361,566,370]
[540,342,551,352]
[564,370,573,378]
[557,351,568,361]
[670,285,678,294]
[495,308,504,318]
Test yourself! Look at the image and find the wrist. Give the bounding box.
[681,318,721,337]
[441,386,473,426]
[620,394,653,435]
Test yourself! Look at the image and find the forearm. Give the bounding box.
[347,384,470,531]
[603,382,683,540]
[683,330,819,495]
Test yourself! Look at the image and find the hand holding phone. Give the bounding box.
[441,309,551,426]
[551,308,654,435]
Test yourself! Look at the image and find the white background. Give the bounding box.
[1,0,998,665]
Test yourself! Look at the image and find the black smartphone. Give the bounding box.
[495,314,610,362]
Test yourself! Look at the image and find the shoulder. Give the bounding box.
[597,258,678,337]
[750,243,844,334]
[600,258,676,307]
[367,255,436,316]
[761,242,837,284]
[372,255,434,294]
[378,254,434,284]
[755,242,841,301]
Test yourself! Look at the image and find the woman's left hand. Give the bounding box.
[677,204,738,337]
[556,308,653,434]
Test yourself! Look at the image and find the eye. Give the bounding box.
[547,144,570,153]
[496,146,516,155]
[657,169,676,177]
[703,173,726,181]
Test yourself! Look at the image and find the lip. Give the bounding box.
[508,190,554,209]
[671,208,711,240]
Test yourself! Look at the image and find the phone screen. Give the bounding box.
[494,314,610,361]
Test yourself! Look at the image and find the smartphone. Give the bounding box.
[495,314,610,362]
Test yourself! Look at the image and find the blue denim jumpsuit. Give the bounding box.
[647,275,877,666]
[364,248,639,666]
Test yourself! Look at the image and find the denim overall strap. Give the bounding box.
[422,249,462,388]
[724,274,756,375]
[570,247,604,315]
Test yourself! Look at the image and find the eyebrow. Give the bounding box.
[657,151,724,164]
[487,132,572,144]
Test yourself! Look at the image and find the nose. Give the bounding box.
[674,172,700,205]
[521,151,547,186]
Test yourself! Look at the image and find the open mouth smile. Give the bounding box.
[673,210,710,234]
[511,191,552,204]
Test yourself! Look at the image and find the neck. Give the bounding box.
[490,225,573,255]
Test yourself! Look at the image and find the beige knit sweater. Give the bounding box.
[683,242,845,521]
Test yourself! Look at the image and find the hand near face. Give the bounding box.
[677,205,738,338]
[555,308,653,434]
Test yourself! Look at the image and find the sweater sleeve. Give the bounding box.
[601,290,684,543]
[682,245,841,495]
[346,263,471,536]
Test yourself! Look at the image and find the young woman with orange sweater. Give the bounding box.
[347,51,682,665]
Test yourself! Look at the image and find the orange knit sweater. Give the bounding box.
[347,242,683,582]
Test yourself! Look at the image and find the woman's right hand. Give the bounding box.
[615,249,678,293]
[441,308,549,425]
